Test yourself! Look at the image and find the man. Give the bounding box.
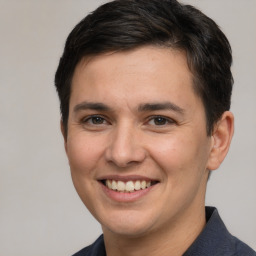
[54,0,256,255]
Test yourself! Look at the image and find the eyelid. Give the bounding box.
[81,114,110,125]
[80,114,176,127]
[146,115,176,125]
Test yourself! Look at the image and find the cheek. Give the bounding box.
[148,136,192,169]
[148,133,209,178]
[66,135,103,175]
[66,136,101,210]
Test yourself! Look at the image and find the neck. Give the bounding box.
[103,204,206,256]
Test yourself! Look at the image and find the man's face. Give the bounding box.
[64,46,214,237]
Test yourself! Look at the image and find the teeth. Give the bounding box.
[106,180,112,189]
[141,180,146,189]
[117,181,125,192]
[105,180,152,192]
[126,181,134,192]
[134,180,141,191]
[112,180,117,190]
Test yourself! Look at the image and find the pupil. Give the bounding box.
[155,117,166,125]
[92,117,103,124]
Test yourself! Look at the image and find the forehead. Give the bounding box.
[70,46,202,111]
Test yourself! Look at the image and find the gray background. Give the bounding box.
[0,1,255,255]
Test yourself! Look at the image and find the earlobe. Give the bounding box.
[60,120,68,154]
[207,111,234,171]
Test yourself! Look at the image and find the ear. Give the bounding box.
[207,111,234,171]
[60,120,68,154]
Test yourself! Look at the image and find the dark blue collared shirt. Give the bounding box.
[73,207,256,256]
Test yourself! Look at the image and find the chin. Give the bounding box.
[100,211,156,238]
[103,225,152,238]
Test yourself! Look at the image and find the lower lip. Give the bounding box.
[100,182,156,202]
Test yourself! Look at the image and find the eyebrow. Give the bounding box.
[138,102,185,114]
[73,101,112,112]
[73,101,184,114]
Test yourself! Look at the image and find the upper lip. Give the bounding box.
[97,175,159,182]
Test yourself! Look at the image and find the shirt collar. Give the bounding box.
[183,206,231,256]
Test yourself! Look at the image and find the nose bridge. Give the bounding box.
[105,121,145,167]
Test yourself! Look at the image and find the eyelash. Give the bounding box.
[146,115,176,126]
[81,115,109,125]
[81,115,175,127]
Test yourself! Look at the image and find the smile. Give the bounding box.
[102,179,158,193]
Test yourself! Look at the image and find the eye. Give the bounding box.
[90,116,105,124]
[82,115,108,125]
[147,116,175,126]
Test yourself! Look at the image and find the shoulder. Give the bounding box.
[206,207,256,255]
[72,235,106,256]
[231,235,256,256]
[184,207,256,256]
[72,246,91,256]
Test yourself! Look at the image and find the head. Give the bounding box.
[55,0,233,138]
[54,0,234,243]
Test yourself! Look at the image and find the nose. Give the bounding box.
[105,123,146,168]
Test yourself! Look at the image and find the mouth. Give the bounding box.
[100,179,159,193]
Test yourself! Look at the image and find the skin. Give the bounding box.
[62,46,234,256]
